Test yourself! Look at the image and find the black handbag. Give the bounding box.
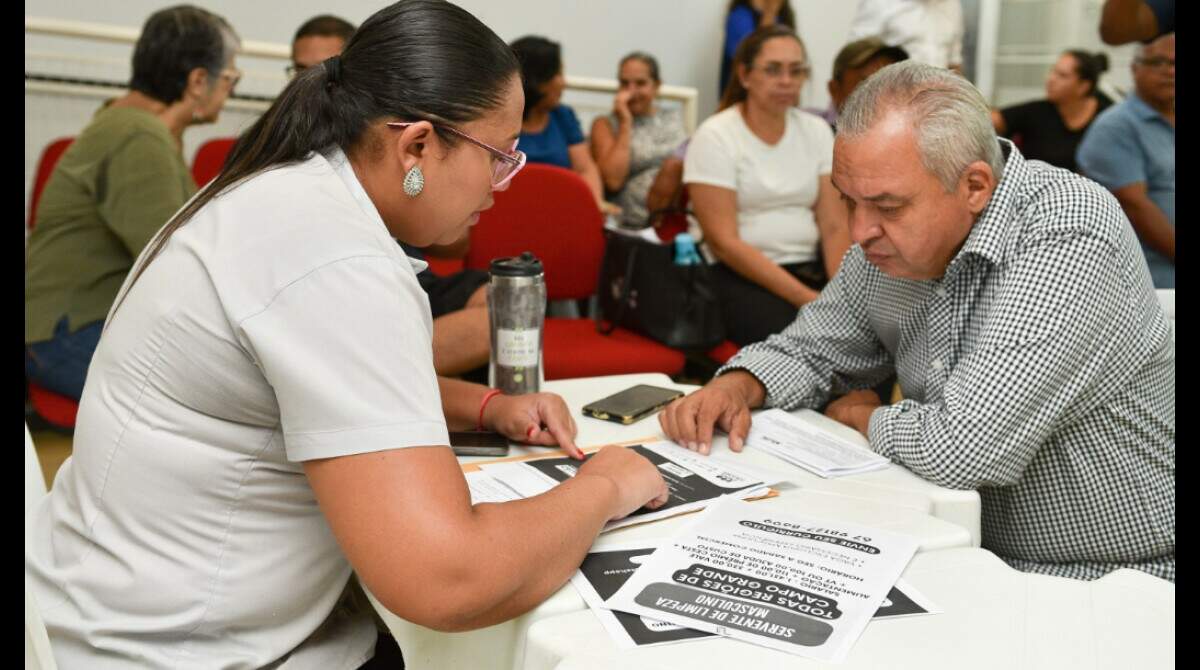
[596,211,726,351]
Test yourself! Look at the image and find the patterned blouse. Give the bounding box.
[606,106,687,227]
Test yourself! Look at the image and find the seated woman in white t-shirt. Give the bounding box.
[24,2,669,668]
[685,26,850,346]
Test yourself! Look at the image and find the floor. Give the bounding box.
[29,428,73,489]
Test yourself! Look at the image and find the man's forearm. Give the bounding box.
[1124,200,1176,262]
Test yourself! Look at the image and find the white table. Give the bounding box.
[472,374,981,545]
[368,373,982,670]
[523,548,1175,670]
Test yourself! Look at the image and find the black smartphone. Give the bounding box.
[581,384,685,425]
[448,431,510,458]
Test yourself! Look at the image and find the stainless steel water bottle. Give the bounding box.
[487,252,546,394]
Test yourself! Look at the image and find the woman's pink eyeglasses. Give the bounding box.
[386,121,526,189]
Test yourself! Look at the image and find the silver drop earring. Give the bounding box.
[403,165,425,197]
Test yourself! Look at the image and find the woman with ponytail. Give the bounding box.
[26,2,668,667]
[991,50,1113,173]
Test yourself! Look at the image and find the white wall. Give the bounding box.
[25,1,863,229]
[26,0,861,121]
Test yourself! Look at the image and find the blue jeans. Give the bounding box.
[25,317,103,400]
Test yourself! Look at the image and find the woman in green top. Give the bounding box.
[25,5,241,400]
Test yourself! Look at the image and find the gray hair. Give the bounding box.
[838,61,1003,191]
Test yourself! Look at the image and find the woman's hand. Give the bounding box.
[483,392,583,459]
[577,445,671,519]
[613,89,634,124]
[599,200,623,217]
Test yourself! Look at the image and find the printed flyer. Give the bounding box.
[605,496,919,661]
[574,543,937,649]
[479,442,771,531]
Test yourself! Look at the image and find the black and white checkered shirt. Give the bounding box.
[722,140,1175,581]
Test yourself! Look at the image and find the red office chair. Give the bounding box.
[191,137,238,188]
[28,138,75,230]
[652,187,692,243]
[26,138,81,429]
[423,257,466,277]
[466,164,685,380]
[707,340,740,365]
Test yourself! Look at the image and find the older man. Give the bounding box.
[661,61,1175,581]
[806,37,910,131]
[288,15,356,76]
[1077,33,1175,288]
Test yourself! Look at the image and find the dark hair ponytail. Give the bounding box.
[510,36,561,120]
[116,0,519,313]
[719,25,806,111]
[1065,49,1109,96]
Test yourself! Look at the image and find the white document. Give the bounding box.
[604,216,665,243]
[746,409,890,478]
[480,441,770,532]
[605,497,919,662]
[464,470,522,505]
[573,542,938,649]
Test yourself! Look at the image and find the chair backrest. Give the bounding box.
[25,423,47,518]
[1156,288,1175,341]
[28,138,75,230]
[1156,289,1174,321]
[25,423,58,670]
[653,186,692,243]
[25,583,58,670]
[465,164,605,301]
[191,137,238,189]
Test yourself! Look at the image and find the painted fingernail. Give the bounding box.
[526,425,536,440]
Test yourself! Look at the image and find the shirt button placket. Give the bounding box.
[926,281,953,402]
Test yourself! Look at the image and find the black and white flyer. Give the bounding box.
[479,442,772,532]
[604,496,920,662]
[573,543,938,649]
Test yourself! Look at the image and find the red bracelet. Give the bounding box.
[477,389,503,431]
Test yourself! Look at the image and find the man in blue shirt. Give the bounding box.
[1077,33,1174,287]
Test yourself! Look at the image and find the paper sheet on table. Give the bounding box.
[746,408,890,477]
[480,441,772,532]
[464,470,523,504]
[572,541,938,649]
[605,496,919,662]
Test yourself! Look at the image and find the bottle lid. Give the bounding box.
[489,251,544,277]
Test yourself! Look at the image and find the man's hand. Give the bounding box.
[823,389,882,437]
[658,371,765,454]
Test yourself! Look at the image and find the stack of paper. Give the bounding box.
[745,408,890,478]
[476,441,772,532]
[572,542,939,650]
[601,496,925,662]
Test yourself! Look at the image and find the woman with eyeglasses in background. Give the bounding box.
[686,25,850,346]
[25,1,669,667]
[25,5,241,402]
